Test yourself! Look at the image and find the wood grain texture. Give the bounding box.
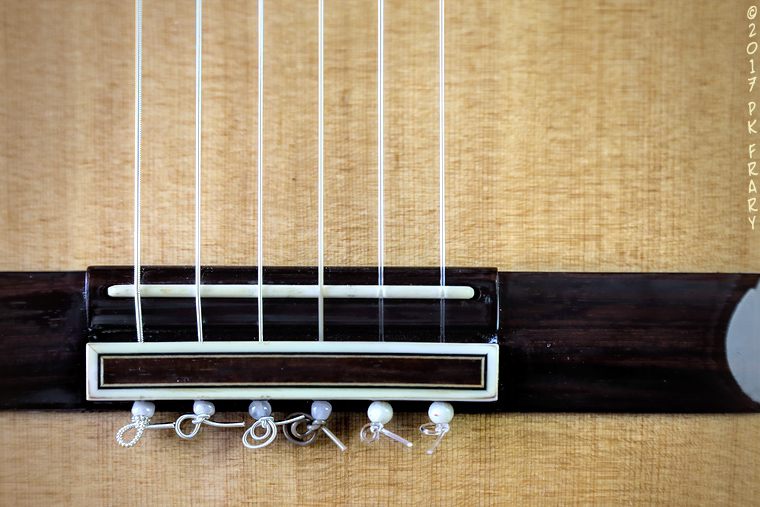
[4,271,758,412]
[85,266,497,342]
[1,0,759,505]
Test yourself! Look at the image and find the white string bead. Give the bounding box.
[310,400,332,421]
[367,401,393,424]
[193,400,215,417]
[428,401,453,424]
[248,400,272,419]
[131,400,155,418]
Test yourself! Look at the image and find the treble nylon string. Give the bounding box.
[134,0,144,343]
[377,0,385,341]
[317,0,325,341]
[257,0,264,342]
[438,0,446,342]
[194,0,204,343]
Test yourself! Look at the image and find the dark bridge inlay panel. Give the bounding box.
[100,353,485,389]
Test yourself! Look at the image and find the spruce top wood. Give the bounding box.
[2,1,760,505]
[1,269,756,412]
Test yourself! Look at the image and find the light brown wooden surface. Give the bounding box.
[1,0,759,505]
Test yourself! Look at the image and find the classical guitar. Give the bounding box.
[1,0,759,504]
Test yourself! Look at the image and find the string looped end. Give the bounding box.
[175,400,245,439]
[360,422,413,448]
[360,401,412,448]
[116,400,169,447]
[419,401,454,453]
[242,416,277,449]
[174,413,209,439]
[116,414,150,447]
[282,401,346,450]
[419,422,449,454]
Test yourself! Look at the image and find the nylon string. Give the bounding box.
[133,0,144,343]
[438,0,446,342]
[317,0,325,341]
[194,0,204,343]
[377,0,385,341]
[257,0,265,342]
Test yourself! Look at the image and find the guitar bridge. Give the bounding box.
[85,266,499,402]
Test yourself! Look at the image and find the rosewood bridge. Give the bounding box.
[1,267,758,414]
[86,266,499,403]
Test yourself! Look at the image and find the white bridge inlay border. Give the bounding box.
[86,341,499,402]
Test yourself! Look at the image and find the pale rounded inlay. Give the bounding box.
[726,280,760,404]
